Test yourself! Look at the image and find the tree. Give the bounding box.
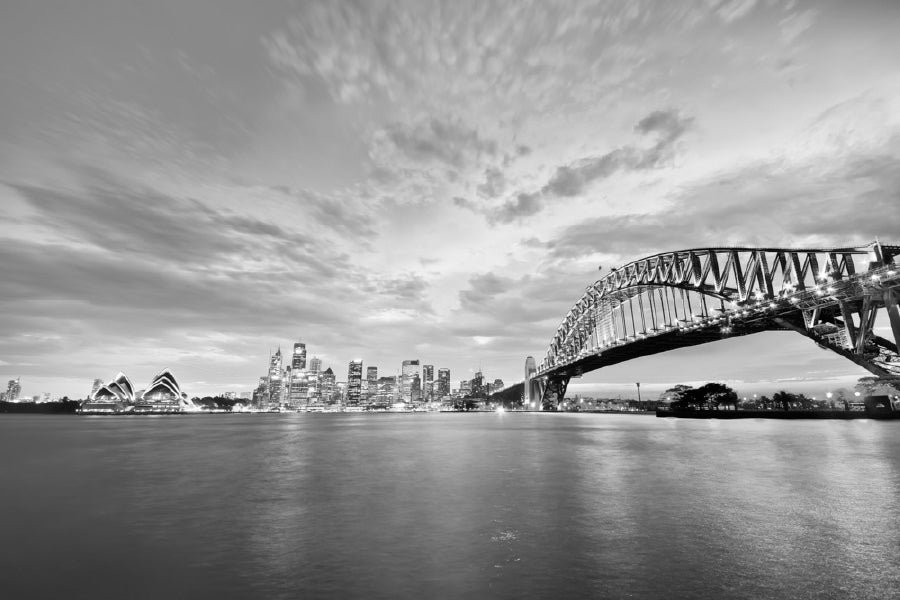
[854,376,900,397]
[659,385,694,404]
[696,382,738,410]
[772,390,799,411]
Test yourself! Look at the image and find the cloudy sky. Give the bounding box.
[2,0,900,399]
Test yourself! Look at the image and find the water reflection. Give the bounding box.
[0,414,898,599]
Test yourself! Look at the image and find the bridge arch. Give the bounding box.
[532,242,900,408]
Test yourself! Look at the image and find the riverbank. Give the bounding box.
[657,408,899,420]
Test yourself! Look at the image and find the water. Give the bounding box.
[1,413,899,599]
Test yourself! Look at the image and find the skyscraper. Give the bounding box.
[292,342,307,371]
[321,368,336,404]
[437,368,451,400]
[411,373,421,403]
[6,378,21,402]
[309,356,322,374]
[472,370,484,397]
[267,348,284,407]
[366,366,378,401]
[401,359,419,403]
[347,360,363,406]
[422,364,434,402]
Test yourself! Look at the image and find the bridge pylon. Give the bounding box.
[540,375,569,411]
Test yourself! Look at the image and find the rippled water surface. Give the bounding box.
[2,413,899,599]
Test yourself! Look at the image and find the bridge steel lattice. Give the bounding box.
[531,242,900,410]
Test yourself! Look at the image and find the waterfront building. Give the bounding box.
[411,373,422,403]
[321,368,336,404]
[136,369,187,413]
[472,371,484,397]
[460,380,472,396]
[309,356,322,374]
[90,378,104,398]
[267,348,285,407]
[366,366,378,401]
[374,376,397,404]
[423,365,434,402]
[289,366,309,407]
[437,369,451,400]
[292,342,307,371]
[252,377,268,409]
[305,370,320,404]
[347,360,363,406]
[6,378,21,403]
[239,391,252,400]
[401,360,419,403]
[79,370,189,413]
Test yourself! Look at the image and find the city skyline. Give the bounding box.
[3,1,900,398]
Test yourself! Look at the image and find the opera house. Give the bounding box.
[80,369,194,414]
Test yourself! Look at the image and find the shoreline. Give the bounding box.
[657,408,899,420]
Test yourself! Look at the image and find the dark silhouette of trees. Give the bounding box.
[696,383,738,410]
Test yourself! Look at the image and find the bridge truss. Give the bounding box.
[532,242,900,409]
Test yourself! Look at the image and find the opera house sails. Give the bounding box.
[79,369,194,414]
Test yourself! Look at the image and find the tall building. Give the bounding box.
[472,370,484,397]
[347,360,363,405]
[437,368,451,400]
[411,373,422,403]
[401,360,419,403]
[309,356,322,374]
[267,348,284,407]
[321,368,336,404]
[375,376,397,404]
[6,378,21,402]
[422,365,434,402]
[366,366,378,401]
[292,342,307,371]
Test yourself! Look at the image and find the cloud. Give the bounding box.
[477,167,506,198]
[488,192,544,225]
[544,134,900,264]
[382,117,497,169]
[465,108,693,223]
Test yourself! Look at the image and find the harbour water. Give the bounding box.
[2,413,899,599]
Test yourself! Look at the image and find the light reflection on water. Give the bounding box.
[1,413,898,599]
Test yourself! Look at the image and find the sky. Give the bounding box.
[2,0,900,400]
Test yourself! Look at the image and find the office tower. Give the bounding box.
[267,348,284,407]
[292,342,307,371]
[493,379,504,391]
[437,368,450,400]
[411,373,421,403]
[347,360,363,405]
[460,380,472,396]
[321,368,336,403]
[289,366,309,407]
[366,366,378,400]
[309,356,322,374]
[375,376,396,404]
[422,365,434,402]
[6,378,21,402]
[401,359,419,403]
[472,370,484,397]
[253,377,268,409]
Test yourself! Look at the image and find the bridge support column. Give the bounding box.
[541,375,569,411]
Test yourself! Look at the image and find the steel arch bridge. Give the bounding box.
[528,241,900,409]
